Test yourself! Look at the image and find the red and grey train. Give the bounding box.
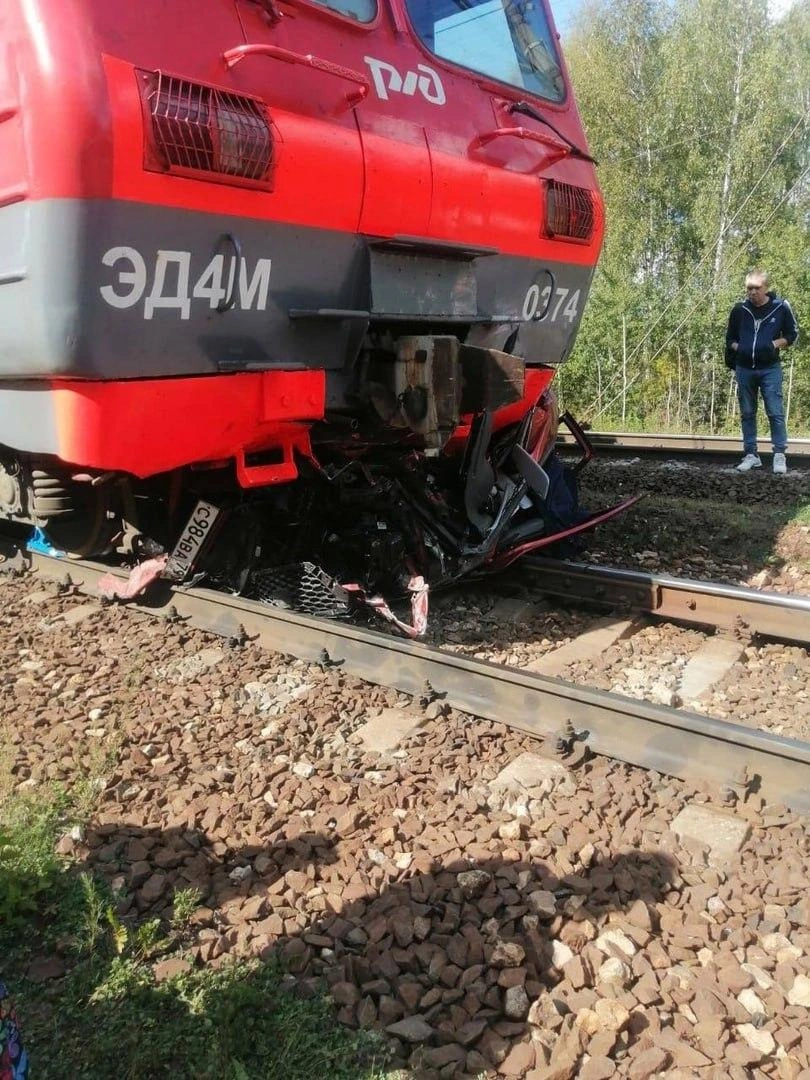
[0,0,632,619]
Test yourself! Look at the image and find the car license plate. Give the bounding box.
[164,500,220,582]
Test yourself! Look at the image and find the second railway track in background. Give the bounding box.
[9,544,810,815]
[557,430,810,461]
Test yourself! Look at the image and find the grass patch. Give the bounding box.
[0,788,75,936]
[0,786,394,1080]
[21,957,392,1080]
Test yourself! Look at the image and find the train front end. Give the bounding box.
[0,0,634,620]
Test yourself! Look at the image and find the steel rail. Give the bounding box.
[522,557,810,646]
[557,431,810,457]
[18,550,810,814]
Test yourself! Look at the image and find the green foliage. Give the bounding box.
[0,790,68,932]
[2,786,395,1080]
[19,953,393,1080]
[32,957,392,1080]
[77,872,108,955]
[131,917,171,961]
[106,904,130,957]
[171,886,203,932]
[562,0,809,432]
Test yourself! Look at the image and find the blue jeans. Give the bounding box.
[736,364,787,454]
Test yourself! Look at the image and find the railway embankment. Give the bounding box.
[3,571,810,1078]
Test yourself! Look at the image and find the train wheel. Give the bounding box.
[0,461,23,518]
[30,470,120,558]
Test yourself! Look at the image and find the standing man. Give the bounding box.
[725,269,798,473]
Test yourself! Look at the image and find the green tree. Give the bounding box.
[561,0,810,433]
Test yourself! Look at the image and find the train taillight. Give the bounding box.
[139,71,273,187]
[544,181,595,243]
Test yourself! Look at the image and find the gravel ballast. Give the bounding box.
[4,572,810,1078]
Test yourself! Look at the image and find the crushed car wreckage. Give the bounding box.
[96,396,639,637]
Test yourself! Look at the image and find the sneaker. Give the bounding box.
[737,453,762,472]
[773,452,787,474]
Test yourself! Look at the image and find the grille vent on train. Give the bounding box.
[140,71,273,186]
[545,181,596,242]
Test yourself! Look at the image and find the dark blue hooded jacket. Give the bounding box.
[725,291,798,369]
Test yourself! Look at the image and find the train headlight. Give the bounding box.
[544,180,595,243]
[140,71,273,188]
[214,100,272,181]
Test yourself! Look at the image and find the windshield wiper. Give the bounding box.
[509,101,597,165]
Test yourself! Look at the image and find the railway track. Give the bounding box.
[9,543,810,815]
[521,556,810,646]
[557,430,810,459]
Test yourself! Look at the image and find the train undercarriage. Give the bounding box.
[0,338,638,636]
[0,401,636,637]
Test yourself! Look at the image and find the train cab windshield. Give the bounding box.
[404,0,565,101]
[308,0,377,20]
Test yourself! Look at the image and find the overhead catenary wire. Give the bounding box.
[600,128,750,165]
[590,167,809,420]
[586,160,810,422]
[599,110,807,380]
[581,107,809,418]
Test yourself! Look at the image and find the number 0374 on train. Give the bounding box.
[0,0,637,631]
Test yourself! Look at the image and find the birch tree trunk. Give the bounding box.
[711,33,748,293]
